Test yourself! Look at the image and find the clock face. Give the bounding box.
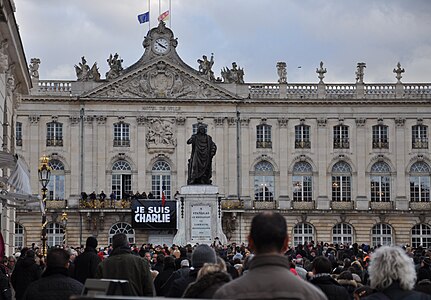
[153,38,170,54]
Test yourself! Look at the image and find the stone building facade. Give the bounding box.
[14,21,431,249]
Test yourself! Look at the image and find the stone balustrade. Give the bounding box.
[37,80,73,94]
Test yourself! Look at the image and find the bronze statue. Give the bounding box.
[187,125,217,185]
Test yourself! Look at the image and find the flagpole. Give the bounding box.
[158,0,161,18]
[169,0,171,27]
[148,0,151,30]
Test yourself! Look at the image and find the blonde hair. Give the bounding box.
[368,246,416,291]
[197,257,227,280]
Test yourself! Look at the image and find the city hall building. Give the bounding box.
[13,21,431,250]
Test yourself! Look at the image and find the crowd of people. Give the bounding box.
[2,212,431,299]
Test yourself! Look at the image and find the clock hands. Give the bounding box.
[156,41,167,49]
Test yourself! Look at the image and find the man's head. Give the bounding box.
[248,212,288,254]
[191,244,217,269]
[86,236,98,249]
[47,248,70,269]
[112,233,129,249]
[312,256,332,274]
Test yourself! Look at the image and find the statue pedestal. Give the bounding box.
[173,185,227,246]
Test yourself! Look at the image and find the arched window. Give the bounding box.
[370,162,391,202]
[109,222,135,245]
[371,223,393,246]
[47,159,65,200]
[410,162,430,202]
[412,125,428,149]
[111,160,132,200]
[333,125,349,149]
[152,161,171,200]
[411,224,431,249]
[46,222,65,247]
[254,161,274,201]
[113,122,130,147]
[292,162,313,202]
[332,162,352,202]
[46,121,63,147]
[372,124,388,149]
[256,124,272,148]
[293,223,315,246]
[332,223,354,245]
[192,123,208,135]
[16,122,22,146]
[295,124,311,149]
[14,223,25,250]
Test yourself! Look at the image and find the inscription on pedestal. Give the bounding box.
[191,204,211,241]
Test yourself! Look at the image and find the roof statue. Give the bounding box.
[393,62,405,83]
[316,61,327,84]
[75,56,100,82]
[106,53,124,80]
[355,62,366,84]
[197,53,215,82]
[276,62,287,84]
[221,62,244,84]
[29,58,41,79]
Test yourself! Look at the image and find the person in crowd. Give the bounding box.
[73,236,101,284]
[309,256,349,300]
[89,191,97,207]
[213,212,327,299]
[99,191,106,207]
[154,255,176,296]
[147,192,155,199]
[67,248,78,277]
[10,250,42,300]
[337,270,358,300]
[295,254,308,279]
[95,233,154,296]
[7,256,16,273]
[363,246,431,299]
[152,253,164,274]
[0,264,11,300]
[418,257,431,283]
[109,191,116,207]
[183,257,231,298]
[416,279,431,296]
[21,248,83,300]
[81,192,88,201]
[167,244,217,297]
[353,285,374,299]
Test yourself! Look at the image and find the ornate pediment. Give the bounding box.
[83,59,238,100]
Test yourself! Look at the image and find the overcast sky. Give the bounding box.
[14,0,431,83]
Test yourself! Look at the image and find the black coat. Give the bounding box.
[154,266,176,296]
[183,271,231,299]
[417,265,431,283]
[364,282,431,300]
[0,270,11,300]
[309,273,350,300]
[73,247,101,284]
[22,267,83,300]
[10,257,42,300]
[166,267,198,297]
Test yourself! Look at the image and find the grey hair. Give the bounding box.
[368,246,416,291]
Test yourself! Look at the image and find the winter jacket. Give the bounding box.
[213,254,328,300]
[154,266,176,296]
[72,247,101,284]
[10,256,41,300]
[363,281,431,300]
[166,267,199,297]
[337,278,357,300]
[183,271,231,298]
[0,270,11,300]
[309,273,350,300]
[95,246,154,297]
[21,267,83,300]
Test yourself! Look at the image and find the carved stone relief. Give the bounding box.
[146,117,177,148]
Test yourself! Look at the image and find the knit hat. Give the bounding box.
[180,259,190,267]
[86,236,98,249]
[191,244,217,268]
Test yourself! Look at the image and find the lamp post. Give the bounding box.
[38,155,51,257]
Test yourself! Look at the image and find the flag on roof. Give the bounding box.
[158,10,169,22]
[138,11,150,24]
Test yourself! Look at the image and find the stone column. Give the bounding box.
[69,115,81,200]
[28,115,40,192]
[316,118,330,209]
[137,115,147,190]
[355,118,368,210]
[175,116,186,189]
[83,116,94,192]
[278,118,290,209]
[227,117,237,195]
[394,118,408,210]
[240,118,250,200]
[214,117,225,192]
[95,116,107,193]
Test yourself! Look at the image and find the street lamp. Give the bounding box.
[38,155,51,257]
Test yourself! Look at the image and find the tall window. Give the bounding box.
[412,125,428,149]
[109,222,135,245]
[410,162,430,202]
[14,223,25,250]
[46,222,65,247]
[46,122,63,146]
[331,162,352,201]
[113,122,130,147]
[371,223,393,246]
[111,160,132,200]
[254,161,275,201]
[293,223,315,246]
[332,223,354,245]
[192,123,208,135]
[295,124,311,149]
[411,224,431,249]
[47,159,65,200]
[333,125,349,149]
[16,122,22,146]
[256,124,272,148]
[292,162,313,202]
[370,162,391,202]
[152,161,171,200]
[372,124,388,149]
